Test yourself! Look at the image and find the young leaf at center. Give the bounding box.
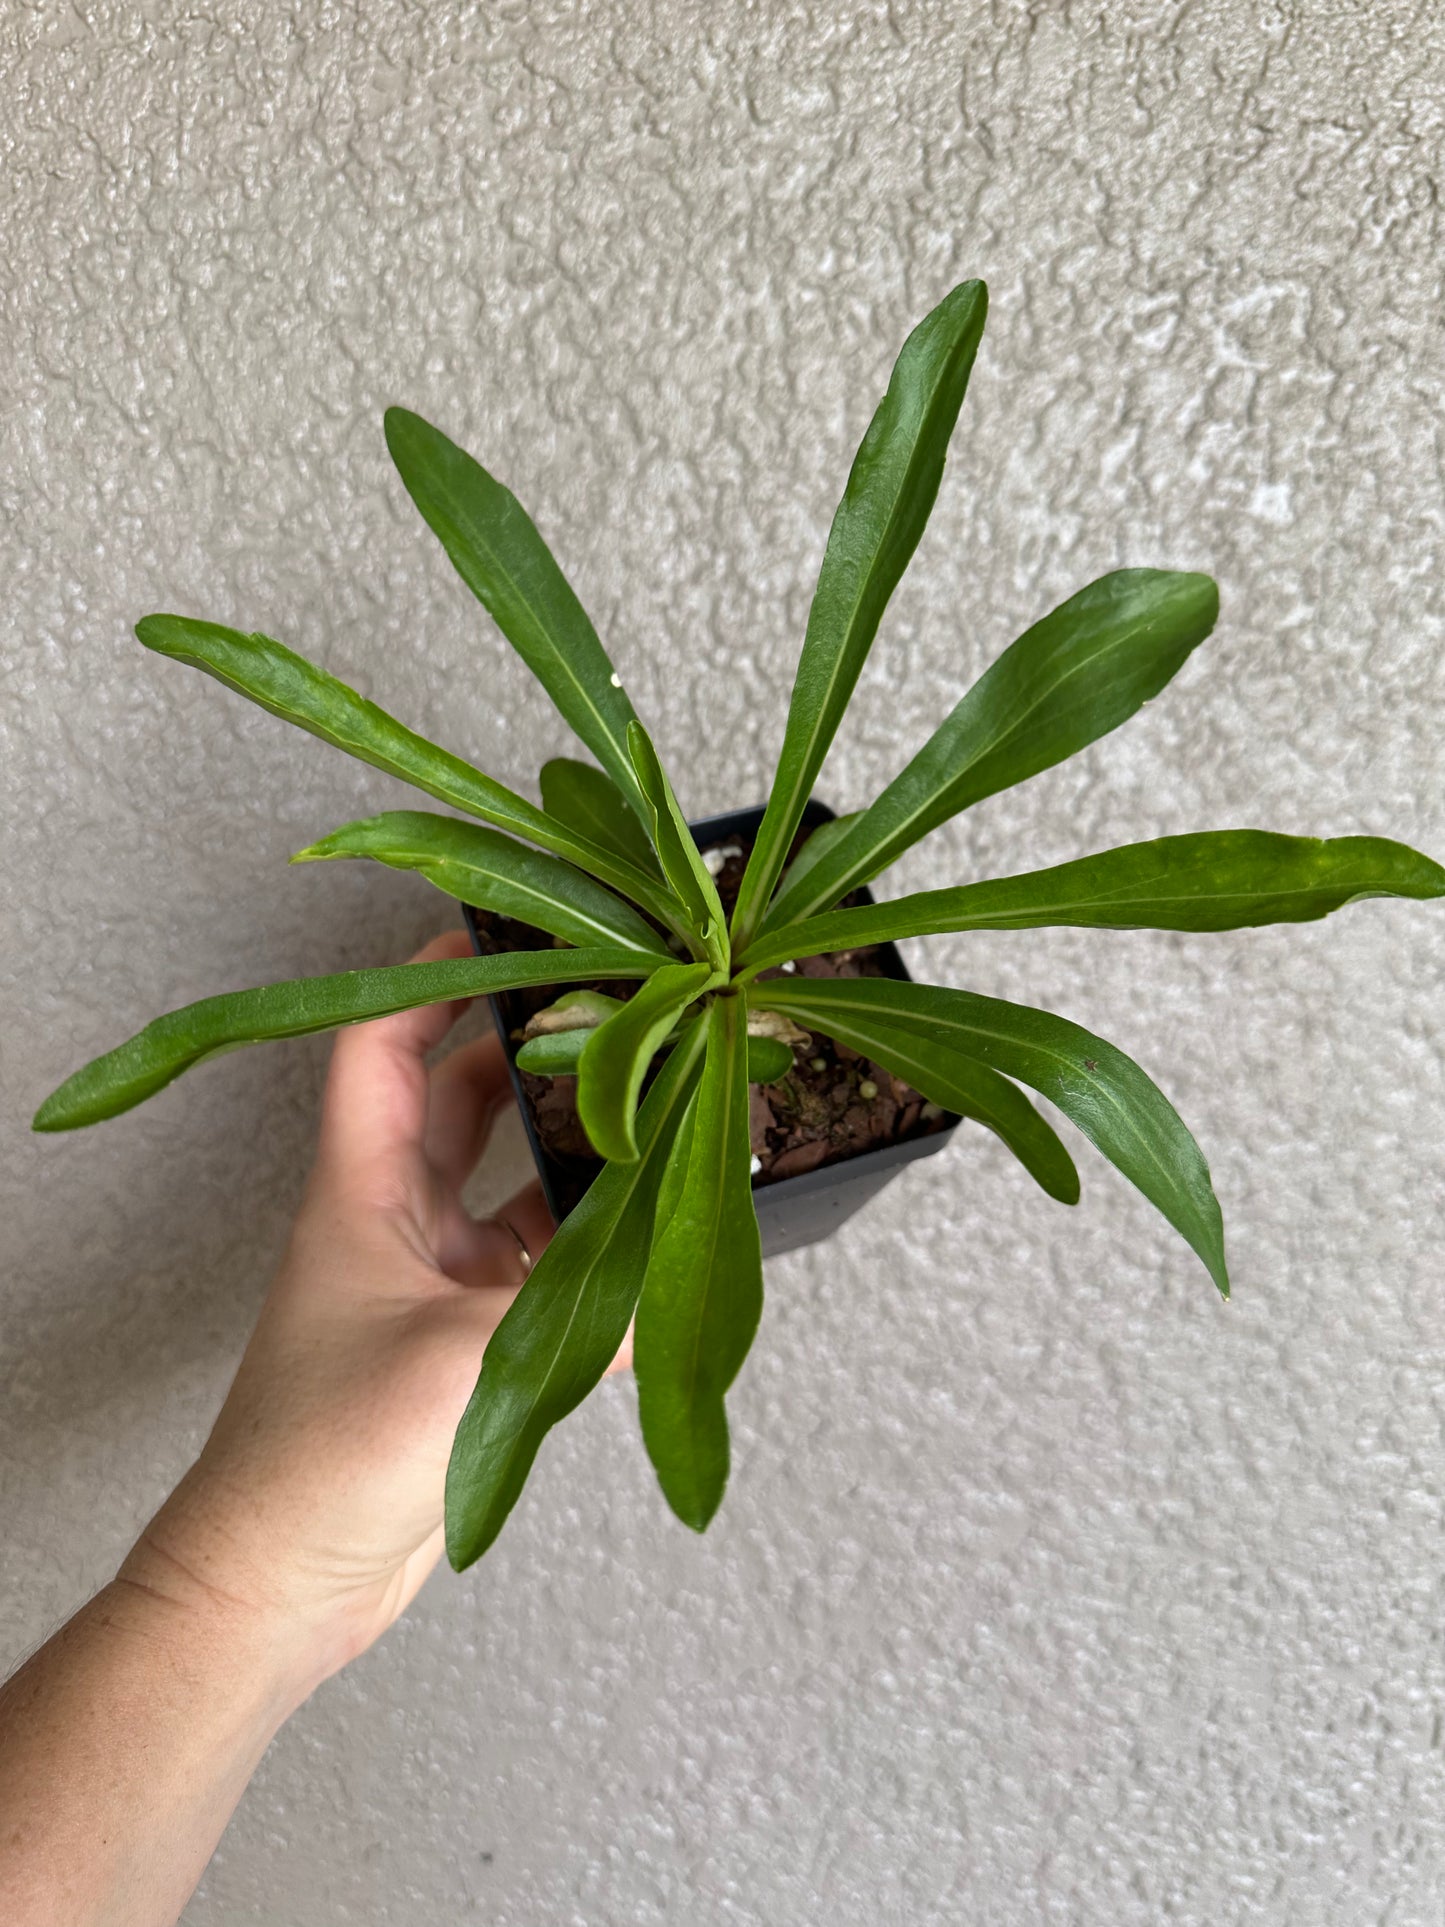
[575,960,716,1162]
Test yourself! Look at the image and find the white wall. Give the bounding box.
[3,3,1443,1920]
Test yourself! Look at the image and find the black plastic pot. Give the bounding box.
[463,799,960,1259]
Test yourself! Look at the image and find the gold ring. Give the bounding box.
[495,1215,534,1277]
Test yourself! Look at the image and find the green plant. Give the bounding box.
[33,280,1442,1569]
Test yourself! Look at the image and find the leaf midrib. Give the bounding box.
[387,843,663,954]
[676,1028,744,1454]
[753,853,1405,964]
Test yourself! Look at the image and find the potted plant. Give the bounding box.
[33,280,1442,1571]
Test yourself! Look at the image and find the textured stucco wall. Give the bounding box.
[4,3,1444,1920]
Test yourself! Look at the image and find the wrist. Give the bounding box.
[117,1501,343,1718]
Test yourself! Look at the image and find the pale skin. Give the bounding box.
[0,932,609,1927]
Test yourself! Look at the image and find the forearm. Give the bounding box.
[0,1564,321,1927]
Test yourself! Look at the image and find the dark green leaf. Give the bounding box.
[540,757,661,877]
[760,569,1219,932]
[775,1005,1079,1205]
[742,830,1445,973]
[445,1021,707,1570]
[752,976,1228,1296]
[292,810,671,959]
[136,614,686,931]
[627,721,728,969]
[33,948,654,1133]
[385,408,645,812]
[576,961,716,1161]
[730,280,989,948]
[635,993,763,1530]
[746,1035,794,1084]
[774,812,862,900]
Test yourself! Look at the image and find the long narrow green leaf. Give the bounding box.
[136,615,685,931]
[774,811,862,900]
[628,721,728,969]
[33,948,654,1133]
[292,810,671,959]
[763,1001,1078,1205]
[760,570,1220,932]
[385,408,646,813]
[635,994,763,1531]
[752,976,1228,1296]
[741,830,1445,974]
[445,1021,707,1570]
[730,280,989,948]
[576,961,716,1162]
[540,757,661,877]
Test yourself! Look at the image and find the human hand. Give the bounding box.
[119,929,582,1693]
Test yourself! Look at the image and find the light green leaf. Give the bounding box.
[636,993,763,1530]
[627,721,728,969]
[576,961,716,1161]
[385,408,645,813]
[33,948,655,1133]
[518,1009,791,1082]
[746,1035,794,1084]
[136,614,686,931]
[752,976,1228,1296]
[760,569,1220,932]
[514,1030,590,1074]
[730,280,989,948]
[540,757,661,877]
[292,810,671,959]
[444,1021,707,1570]
[741,830,1445,973]
[770,1005,1078,1205]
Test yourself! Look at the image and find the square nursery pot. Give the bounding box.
[463,799,960,1259]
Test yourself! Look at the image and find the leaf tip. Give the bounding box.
[32,1078,87,1132]
[586,1127,640,1165]
[382,403,420,448]
[134,613,176,654]
[666,1488,722,1534]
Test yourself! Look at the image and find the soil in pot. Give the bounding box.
[469,829,949,1215]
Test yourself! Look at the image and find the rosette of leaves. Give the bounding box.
[34,280,1443,1569]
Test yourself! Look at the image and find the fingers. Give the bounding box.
[424,1031,514,1193]
[319,931,475,1171]
[439,1180,631,1375]
[436,1178,555,1292]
